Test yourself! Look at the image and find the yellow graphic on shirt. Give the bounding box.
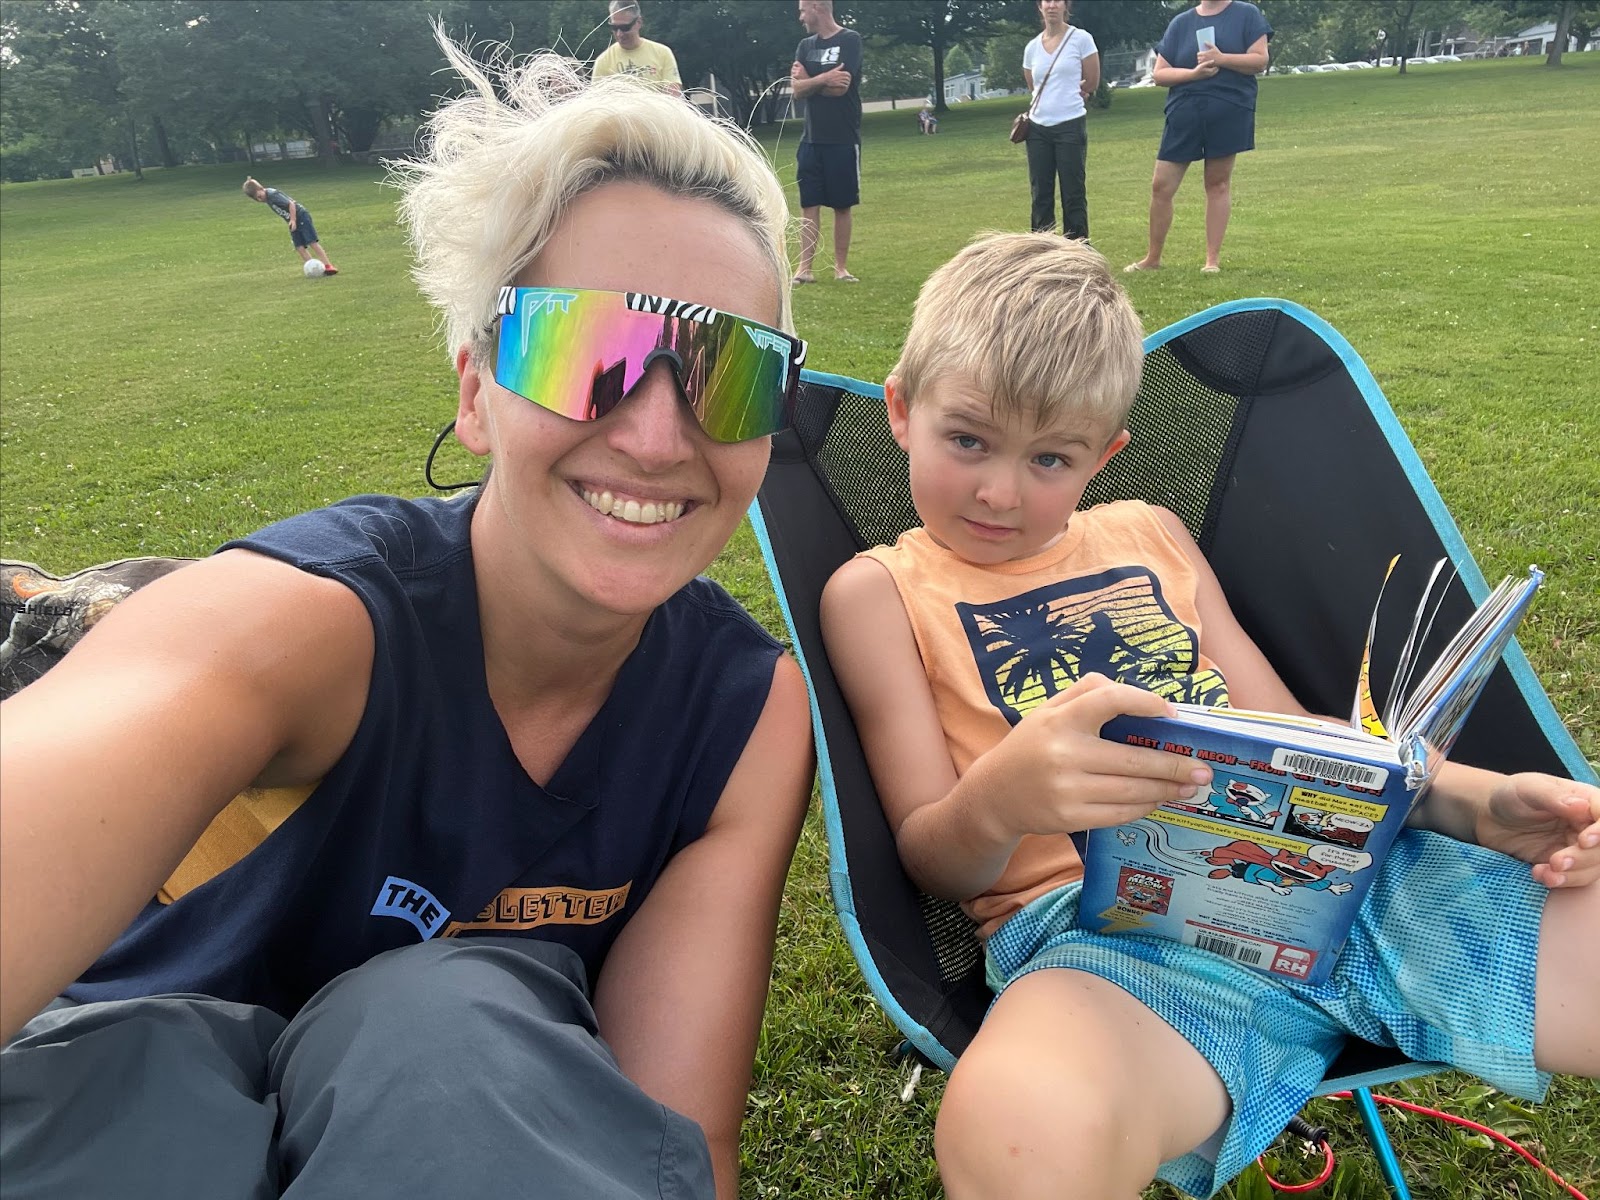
[956,565,1228,725]
[438,882,632,938]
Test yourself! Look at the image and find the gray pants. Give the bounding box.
[1,938,713,1199]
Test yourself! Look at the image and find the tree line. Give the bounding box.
[2,0,1589,183]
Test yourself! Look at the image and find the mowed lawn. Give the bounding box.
[2,54,1597,1200]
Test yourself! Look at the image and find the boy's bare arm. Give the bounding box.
[822,557,1207,901]
[1411,764,1600,888]
[822,557,1007,897]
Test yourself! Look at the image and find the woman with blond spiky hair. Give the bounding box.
[0,32,813,1200]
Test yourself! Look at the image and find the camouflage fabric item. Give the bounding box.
[1,557,193,700]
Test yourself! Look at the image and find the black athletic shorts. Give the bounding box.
[796,141,860,210]
[1158,95,1256,163]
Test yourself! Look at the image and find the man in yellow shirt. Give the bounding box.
[592,1,683,97]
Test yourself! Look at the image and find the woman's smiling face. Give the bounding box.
[455,180,782,618]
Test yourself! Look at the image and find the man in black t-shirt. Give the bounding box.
[789,0,863,284]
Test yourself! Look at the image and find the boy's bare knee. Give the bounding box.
[936,1045,1158,1197]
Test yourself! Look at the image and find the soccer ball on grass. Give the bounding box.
[303,260,326,279]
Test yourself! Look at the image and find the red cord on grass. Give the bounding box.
[1259,1091,1591,1199]
[1255,1138,1335,1192]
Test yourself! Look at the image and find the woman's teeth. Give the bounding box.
[581,489,687,525]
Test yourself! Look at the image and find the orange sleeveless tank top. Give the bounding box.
[860,500,1230,936]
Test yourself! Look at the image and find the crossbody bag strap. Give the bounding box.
[1028,26,1073,116]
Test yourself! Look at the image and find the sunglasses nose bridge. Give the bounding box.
[635,347,697,411]
[604,356,704,462]
[625,351,703,429]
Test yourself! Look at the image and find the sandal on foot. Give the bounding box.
[791,273,815,286]
[1201,265,1221,273]
[836,272,860,283]
[1123,262,1160,273]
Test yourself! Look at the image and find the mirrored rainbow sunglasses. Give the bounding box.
[492,287,807,444]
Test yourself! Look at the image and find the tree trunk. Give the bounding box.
[932,35,948,113]
[1547,0,1573,66]
[125,111,144,181]
[1396,0,1417,74]
[152,115,178,169]
[307,94,340,168]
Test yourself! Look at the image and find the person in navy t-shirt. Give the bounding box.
[1124,0,1272,274]
[1,38,813,1200]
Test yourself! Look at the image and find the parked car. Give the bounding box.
[1344,61,1375,69]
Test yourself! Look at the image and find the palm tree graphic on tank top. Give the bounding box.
[956,564,1229,725]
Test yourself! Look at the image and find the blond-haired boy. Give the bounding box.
[242,177,338,275]
[821,232,1600,1198]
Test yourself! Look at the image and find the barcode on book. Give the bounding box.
[1190,931,1265,965]
[1270,749,1387,789]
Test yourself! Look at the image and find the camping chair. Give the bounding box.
[751,298,1596,1199]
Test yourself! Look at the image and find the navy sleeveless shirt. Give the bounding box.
[68,492,782,1016]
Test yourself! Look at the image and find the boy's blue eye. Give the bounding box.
[953,434,982,451]
[1035,453,1067,469]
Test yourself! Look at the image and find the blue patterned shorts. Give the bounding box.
[984,830,1550,1197]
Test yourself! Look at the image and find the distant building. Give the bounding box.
[1434,21,1599,58]
[939,69,1011,104]
[1498,21,1599,55]
[942,69,984,103]
[249,139,315,161]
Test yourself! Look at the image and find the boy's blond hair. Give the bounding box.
[392,30,792,362]
[893,233,1145,439]
[241,177,264,198]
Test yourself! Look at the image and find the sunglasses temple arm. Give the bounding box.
[424,419,482,492]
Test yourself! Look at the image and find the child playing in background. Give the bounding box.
[243,177,338,275]
[820,231,1600,1199]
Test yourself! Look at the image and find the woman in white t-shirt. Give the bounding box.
[1021,0,1100,239]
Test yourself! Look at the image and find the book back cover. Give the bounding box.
[1078,713,1417,985]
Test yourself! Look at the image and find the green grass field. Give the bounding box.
[2,55,1597,1199]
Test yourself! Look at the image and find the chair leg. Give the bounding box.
[1351,1087,1411,1199]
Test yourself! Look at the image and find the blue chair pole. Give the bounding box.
[1352,1086,1410,1200]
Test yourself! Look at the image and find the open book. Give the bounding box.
[1075,559,1543,985]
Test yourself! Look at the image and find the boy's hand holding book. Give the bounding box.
[977,673,1213,841]
[1472,772,1600,888]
